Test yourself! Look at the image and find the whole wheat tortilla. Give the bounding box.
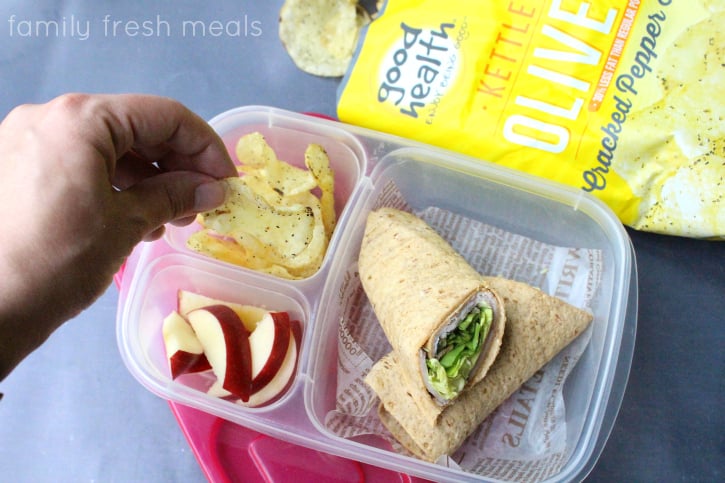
[365,276,593,462]
[358,208,505,423]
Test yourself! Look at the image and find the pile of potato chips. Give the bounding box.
[187,132,335,279]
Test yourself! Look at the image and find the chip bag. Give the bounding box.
[337,0,724,238]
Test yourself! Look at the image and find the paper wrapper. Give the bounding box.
[324,182,604,482]
[358,207,506,423]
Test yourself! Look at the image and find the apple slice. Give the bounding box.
[162,311,211,379]
[249,312,292,393]
[243,333,297,407]
[177,289,267,331]
[206,379,236,401]
[186,305,253,402]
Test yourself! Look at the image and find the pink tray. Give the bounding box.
[168,401,429,483]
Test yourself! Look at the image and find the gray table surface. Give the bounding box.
[1,1,723,482]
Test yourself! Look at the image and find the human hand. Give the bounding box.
[0,93,237,379]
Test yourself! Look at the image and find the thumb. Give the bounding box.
[117,171,227,240]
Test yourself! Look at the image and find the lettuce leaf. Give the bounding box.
[426,303,493,400]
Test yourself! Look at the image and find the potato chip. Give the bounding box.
[235,131,277,168]
[188,133,336,279]
[279,0,370,77]
[305,143,336,239]
[236,132,318,200]
[187,230,270,271]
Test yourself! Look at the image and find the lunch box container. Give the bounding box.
[116,106,637,482]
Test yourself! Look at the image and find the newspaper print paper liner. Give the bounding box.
[324,181,602,482]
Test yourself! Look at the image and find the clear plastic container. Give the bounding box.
[116,106,637,482]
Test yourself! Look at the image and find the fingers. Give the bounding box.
[116,171,227,240]
[39,93,237,180]
[84,93,236,235]
[5,93,237,245]
[113,150,161,190]
[97,93,238,179]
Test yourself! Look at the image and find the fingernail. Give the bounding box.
[194,181,226,212]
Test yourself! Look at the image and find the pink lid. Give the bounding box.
[170,402,430,483]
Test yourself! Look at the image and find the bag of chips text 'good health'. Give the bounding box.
[337,0,723,238]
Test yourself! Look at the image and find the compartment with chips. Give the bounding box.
[117,106,637,482]
[164,107,367,286]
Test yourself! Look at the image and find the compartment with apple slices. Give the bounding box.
[161,290,301,407]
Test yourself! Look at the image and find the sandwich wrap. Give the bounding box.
[365,276,594,461]
[358,208,506,423]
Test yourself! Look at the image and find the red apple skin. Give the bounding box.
[273,318,302,402]
[187,305,253,402]
[162,311,211,379]
[243,333,297,407]
[244,317,303,407]
[266,319,302,406]
[290,318,302,351]
[251,312,291,393]
[281,318,303,395]
[168,350,211,380]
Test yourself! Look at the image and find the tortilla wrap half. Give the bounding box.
[358,208,506,423]
[365,276,593,461]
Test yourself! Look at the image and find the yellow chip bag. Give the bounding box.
[337,0,724,238]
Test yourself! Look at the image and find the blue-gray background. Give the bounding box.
[0,1,722,482]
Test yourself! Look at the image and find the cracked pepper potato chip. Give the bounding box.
[305,143,336,239]
[279,0,370,77]
[236,132,318,201]
[187,133,335,280]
